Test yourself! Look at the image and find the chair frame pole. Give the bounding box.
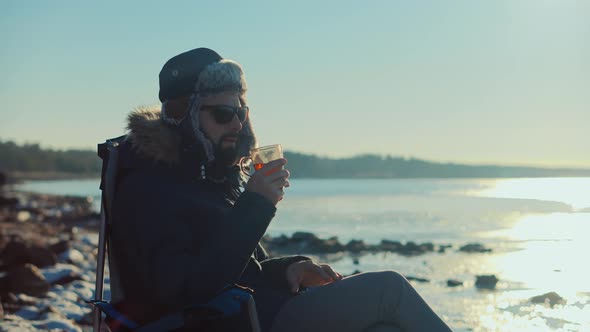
[93,141,119,332]
[93,202,108,331]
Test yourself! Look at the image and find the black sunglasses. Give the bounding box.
[200,105,249,124]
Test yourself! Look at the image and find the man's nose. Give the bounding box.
[229,114,243,131]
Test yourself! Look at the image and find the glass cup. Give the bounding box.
[239,144,283,177]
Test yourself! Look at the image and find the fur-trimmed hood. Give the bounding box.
[125,105,256,165]
[126,106,182,164]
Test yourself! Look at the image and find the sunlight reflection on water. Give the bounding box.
[458,209,590,331]
[473,178,590,211]
[482,213,590,296]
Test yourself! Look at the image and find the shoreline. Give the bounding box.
[5,172,100,185]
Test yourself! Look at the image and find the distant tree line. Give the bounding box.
[1,139,589,179]
[284,152,590,178]
[0,140,101,175]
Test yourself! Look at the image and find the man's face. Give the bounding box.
[198,92,244,165]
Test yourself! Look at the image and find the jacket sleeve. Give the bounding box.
[113,172,277,308]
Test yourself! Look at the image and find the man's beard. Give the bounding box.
[214,134,240,166]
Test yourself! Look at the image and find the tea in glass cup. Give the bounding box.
[240,144,283,177]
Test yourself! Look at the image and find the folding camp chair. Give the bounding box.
[87,136,261,332]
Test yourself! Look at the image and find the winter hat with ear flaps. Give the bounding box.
[158,47,247,102]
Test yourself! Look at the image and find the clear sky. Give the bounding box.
[1,1,588,167]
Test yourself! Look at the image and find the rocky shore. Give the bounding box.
[1,181,101,331]
[0,179,567,331]
[261,231,492,256]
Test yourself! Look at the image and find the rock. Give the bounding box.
[438,244,453,253]
[285,232,346,253]
[40,305,61,315]
[0,240,57,268]
[34,312,84,332]
[29,246,58,268]
[447,279,463,287]
[345,239,367,253]
[67,280,94,300]
[459,243,492,253]
[530,292,566,307]
[67,226,79,240]
[4,292,19,303]
[41,264,82,284]
[77,310,94,325]
[53,274,85,286]
[58,249,85,265]
[291,232,319,243]
[379,240,402,252]
[0,196,19,209]
[16,211,32,222]
[312,236,344,253]
[16,293,36,301]
[15,305,41,320]
[271,235,290,247]
[475,274,499,289]
[49,240,71,255]
[398,241,435,256]
[264,233,446,256]
[0,292,36,314]
[0,314,38,330]
[402,241,421,254]
[1,302,22,313]
[0,240,29,267]
[421,242,434,251]
[0,263,50,297]
[15,293,38,306]
[406,276,430,283]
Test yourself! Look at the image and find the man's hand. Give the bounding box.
[245,158,290,205]
[286,260,343,294]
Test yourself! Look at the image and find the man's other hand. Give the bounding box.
[286,260,343,294]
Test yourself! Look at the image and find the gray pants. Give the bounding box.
[269,270,453,332]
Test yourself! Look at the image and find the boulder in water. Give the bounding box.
[345,239,367,253]
[530,292,566,307]
[459,243,492,253]
[398,241,434,256]
[475,274,498,289]
[447,279,463,287]
[406,276,430,283]
[379,239,402,252]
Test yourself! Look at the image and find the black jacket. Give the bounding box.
[108,107,308,331]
